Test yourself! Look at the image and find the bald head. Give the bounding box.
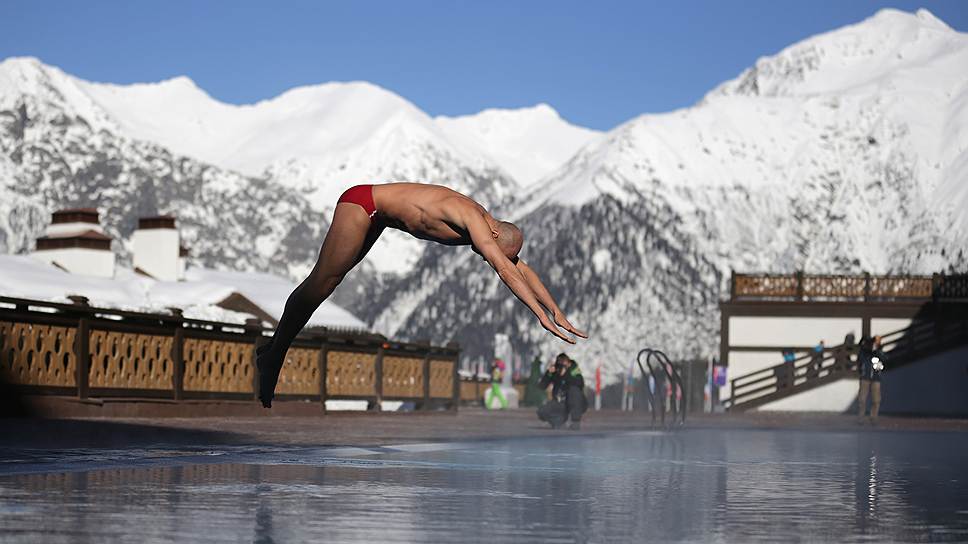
[495,221,523,260]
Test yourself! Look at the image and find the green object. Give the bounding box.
[523,357,548,407]
[487,382,508,409]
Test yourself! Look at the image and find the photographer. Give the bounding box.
[536,353,588,430]
[857,335,887,423]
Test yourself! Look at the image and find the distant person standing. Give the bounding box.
[834,333,856,371]
[857,336,887,423]
[777,349,796,388]
[523,356,549,407]
[486,359,509,410]
[809,341,825,378]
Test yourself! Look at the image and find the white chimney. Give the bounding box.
[132,216,183,281]
[32,208,115,278]
[178,245,189,280]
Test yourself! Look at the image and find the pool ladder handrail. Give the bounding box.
[636,348,686,429]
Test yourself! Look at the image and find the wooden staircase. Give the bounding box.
[727,317,968,412]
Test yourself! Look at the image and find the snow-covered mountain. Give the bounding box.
[81,76,516,208]
[0,57,333,282]
[1,8,966,377]
[1,60,599,275]
[364,8,968,371]
[436,104,601,187]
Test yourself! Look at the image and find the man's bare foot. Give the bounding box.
[256,342,284,408]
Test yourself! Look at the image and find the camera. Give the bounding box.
[871,356,884,372]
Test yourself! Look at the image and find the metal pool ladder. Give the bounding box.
[636,348,686,429]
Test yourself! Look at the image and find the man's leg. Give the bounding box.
[566,386,586,429]
[870,381,881,421]
[257,204,383,407]
[496,384,508,409]
[537,400,565,428]
[857,379,869,418]
[487,382,506,409]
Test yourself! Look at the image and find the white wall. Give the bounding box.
[132,228,180,281]
[729,316,861,347]
[755,378,857,412]
[871,318,912,337]
[725,316,861,400]
[31,248,115,278]
[722,351,785,398]
[46,222,104,237]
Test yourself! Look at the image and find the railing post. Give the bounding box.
[421,351,431,411]
[863,272,871,301]
[372,343,385,412]
[730,270,737,300]
[247,319,264,402]
[75,317,90,400]
[172,326,184,401]
[318,337,329,414]
[449,342,461,412]
[795,270,805,301]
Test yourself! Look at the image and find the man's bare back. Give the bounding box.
[372,183,492,246]
[256,182,587,407]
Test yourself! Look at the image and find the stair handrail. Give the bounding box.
[636,348,687,428]
[727,318,967,409]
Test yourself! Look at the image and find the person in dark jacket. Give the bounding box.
[536,353,588,429]
[833,333,856,371]
[857,335,887,423]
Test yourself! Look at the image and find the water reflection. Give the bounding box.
[0,430,966,543]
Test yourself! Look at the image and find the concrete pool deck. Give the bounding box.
[3,408,967,452]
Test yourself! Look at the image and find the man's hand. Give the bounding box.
[540,315,576,344]
[554,311,588,339]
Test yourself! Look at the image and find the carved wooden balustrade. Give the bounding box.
[0,296,462,411]
[731,272,967,302]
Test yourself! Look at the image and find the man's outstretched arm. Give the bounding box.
[515,259,588,339]
[466,215,577,343]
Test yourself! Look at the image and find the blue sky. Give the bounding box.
[3,1,966,130]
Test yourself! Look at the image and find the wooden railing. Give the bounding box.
[730,272,968,301]
[727,317,968,411]
[0,296,461,410]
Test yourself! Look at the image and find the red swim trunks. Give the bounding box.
[337,184,377,218]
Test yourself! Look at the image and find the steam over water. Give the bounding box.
[1,429,966,542]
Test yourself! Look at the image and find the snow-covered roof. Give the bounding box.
[0,255,367,329]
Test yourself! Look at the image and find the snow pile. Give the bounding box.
[0,255,366,329]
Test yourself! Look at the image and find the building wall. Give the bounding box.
[46,222,104,236]
[723,316,861,398]
[879,344,968,416]
[745,345,968,415]
[132,229,180,281]
[31,248,115,278]
[755,378,857,412]
[871,318,912,337]
[729,316,861,347]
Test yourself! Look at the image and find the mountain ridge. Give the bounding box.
[1,8,966,376]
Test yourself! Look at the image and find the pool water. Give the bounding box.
[1,428,966,542]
